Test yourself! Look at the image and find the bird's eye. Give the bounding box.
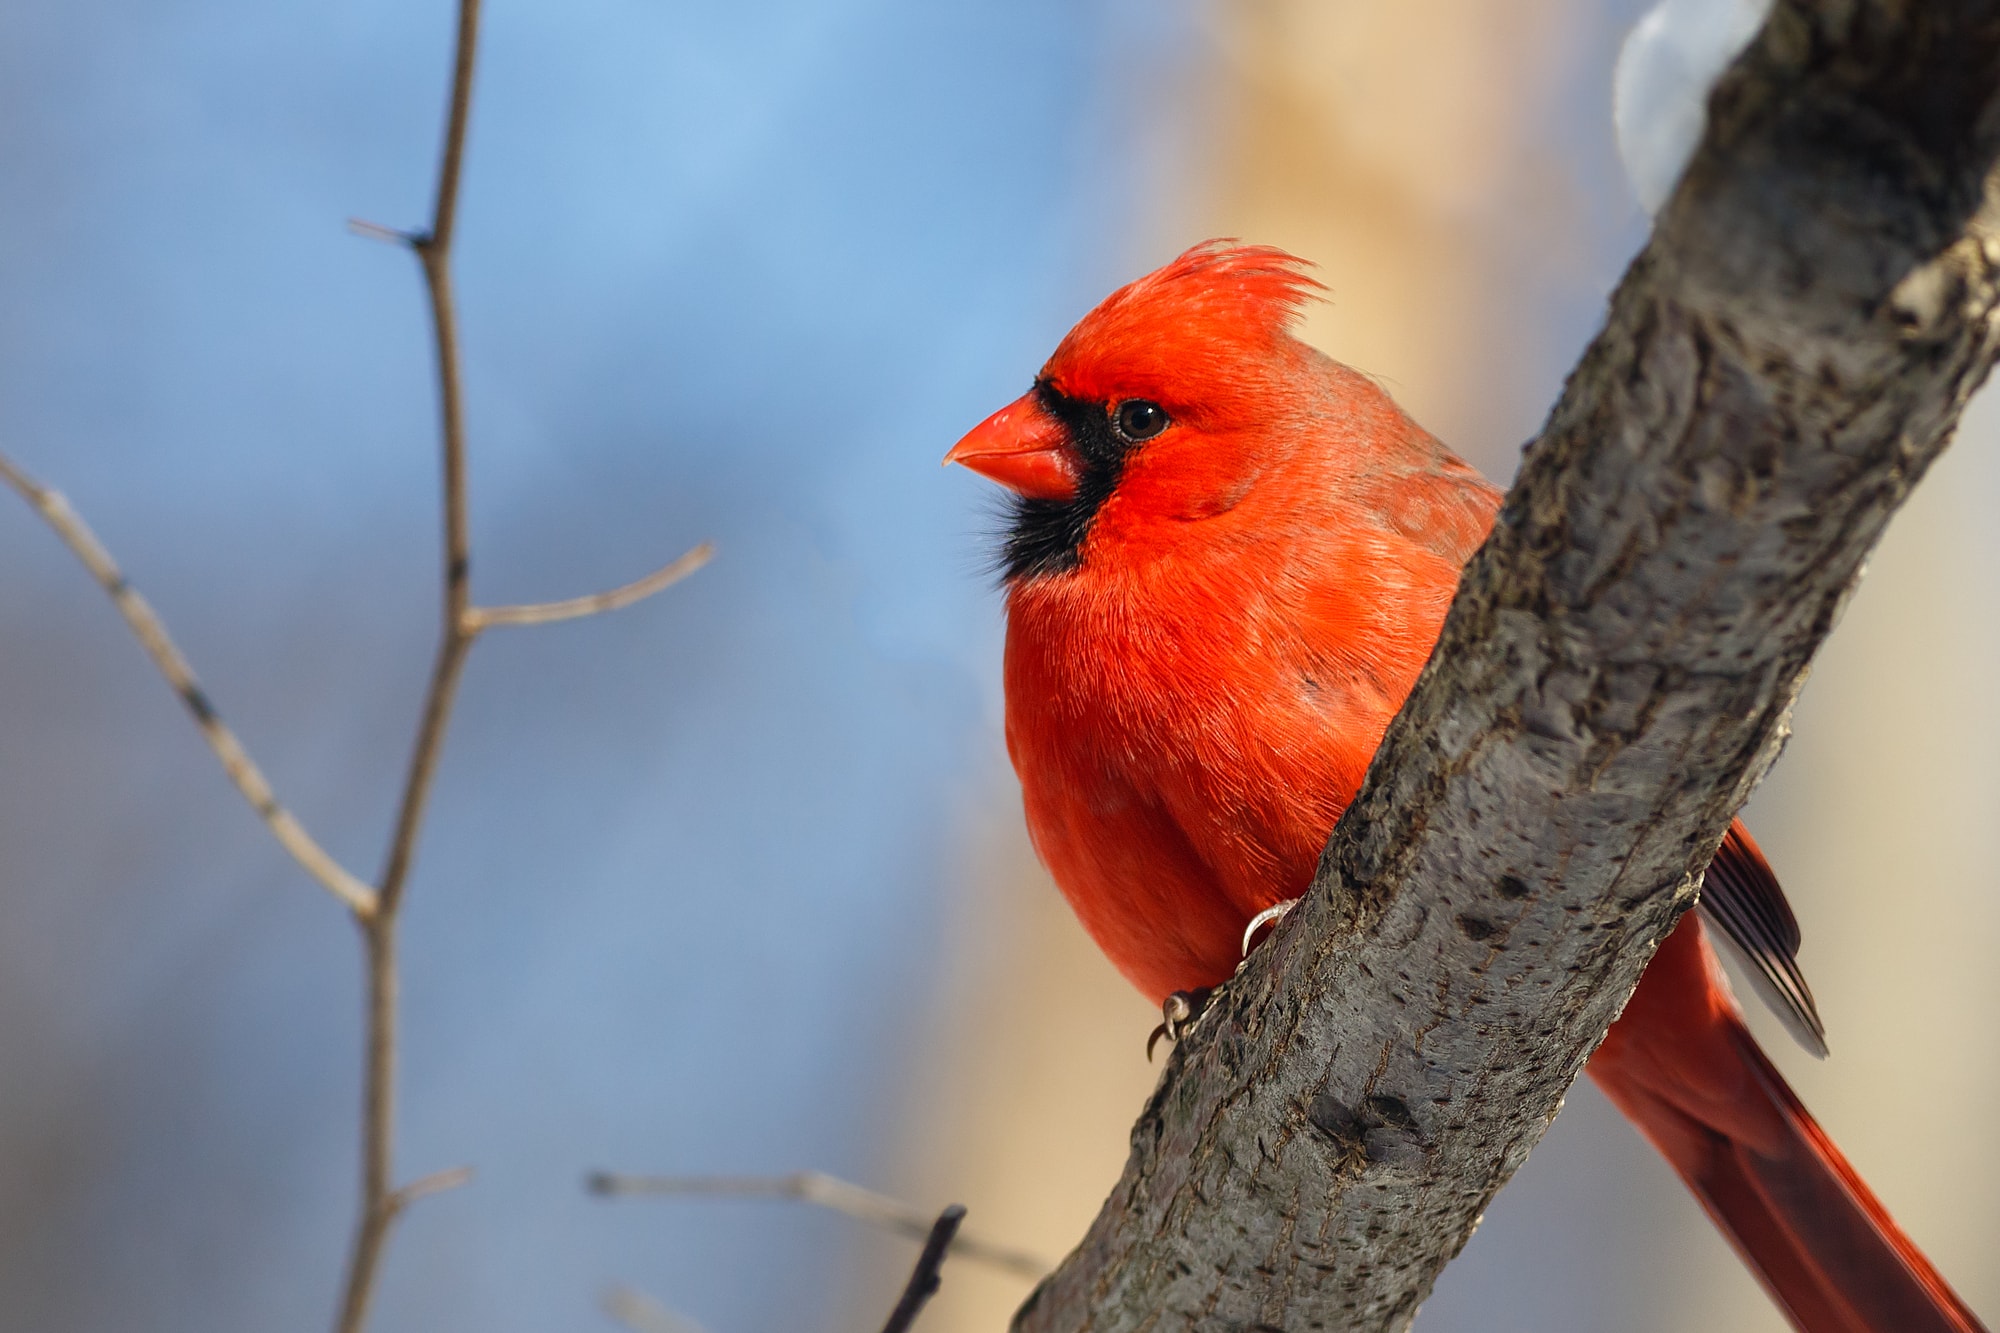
[1113,399,1169,442]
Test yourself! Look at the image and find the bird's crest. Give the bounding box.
[1041,241,1325,407]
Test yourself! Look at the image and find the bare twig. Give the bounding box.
[346,218,414,246]
[330,1,484,1328]
[334,2,706,1324]
[601,1286,713,1333]
[424,0,479,262]
[588,1171,1050,1282]
[0,454,378,916]
[384,1164,475,1215]
[879,1206,966,1333]
[468,542,713,631]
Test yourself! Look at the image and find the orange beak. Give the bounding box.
[943,393,1078,501]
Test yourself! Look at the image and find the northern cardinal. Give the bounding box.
[947,242,1985,1332]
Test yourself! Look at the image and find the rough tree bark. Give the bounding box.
[1014,5,2000,1330]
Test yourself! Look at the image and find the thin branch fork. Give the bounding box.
[0,326,703,1333]
[0,448,703,914]
[0,1,705,1330]
[1015,3,2000,1329]
[332,1,698,1330]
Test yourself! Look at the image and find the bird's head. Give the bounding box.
[946,241,1327,581]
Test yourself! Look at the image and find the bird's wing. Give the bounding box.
[1699,821,1829,1057]
[1360,431,1831,1057]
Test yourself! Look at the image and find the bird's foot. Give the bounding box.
[1241,898,1301,957]
[1147,987,1214,1062]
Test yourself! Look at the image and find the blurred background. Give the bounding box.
[0,2,1991,1331]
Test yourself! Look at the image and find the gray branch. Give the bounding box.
[1015,5,2000,1329]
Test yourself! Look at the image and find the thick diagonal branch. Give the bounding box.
[1016,4,2000,1329]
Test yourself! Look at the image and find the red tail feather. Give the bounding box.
[1589,915,1986,1333]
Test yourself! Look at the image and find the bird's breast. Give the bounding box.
[1001,564,1391,1000]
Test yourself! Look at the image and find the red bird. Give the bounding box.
[947,242,1984,1333]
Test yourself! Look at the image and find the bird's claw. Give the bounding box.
[1143,903,1301,1059]
[1241,898,1301,956]
[1147,987,1214,1061]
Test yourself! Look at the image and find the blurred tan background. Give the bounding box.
[873,2,2000,1329]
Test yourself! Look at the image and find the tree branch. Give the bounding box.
[3,3,706,1327]
[330,2,483,1327]
[588,1170,1052,1281]
[334,4,705,1323]
[881,1206,967,1333]
[0,454,379,917]
[467,541,713,631]
[1015,4,2000,1329]
[384,1164,476,1216]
